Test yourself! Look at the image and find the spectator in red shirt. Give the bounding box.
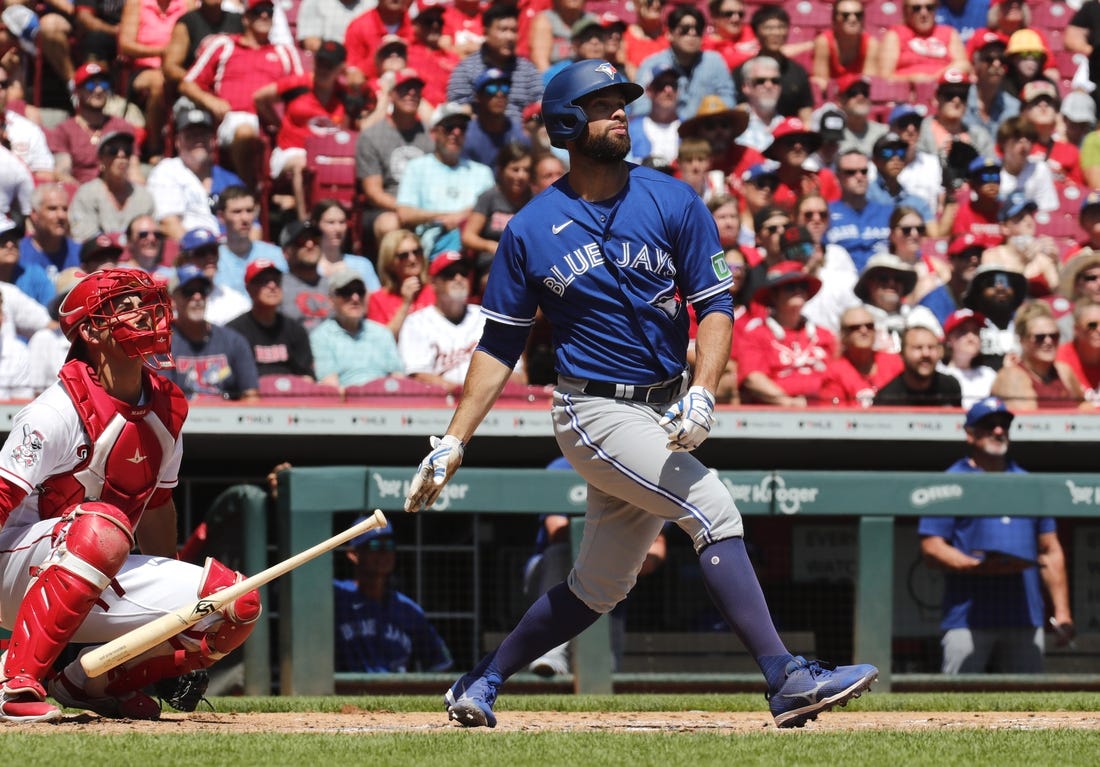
[180,0,304,191]
[367,228,436,340]
[821,304,904,407]
[345,0,415,81]
[407,4,461,109]
[765,118,841,210]
[738,260,836,406]
[444,0,486,59]
[621,0,666,81]
[1056,298,1100,403]
[1020,80,1085,188]
[951,158,1005,247]
[254,40,357,220]
[704,0,757,72]
[811,0,877,93]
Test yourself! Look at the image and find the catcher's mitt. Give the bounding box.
[154,669,210,712]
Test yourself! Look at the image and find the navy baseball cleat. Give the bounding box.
[767,656,878,728]
[444,669,502,728]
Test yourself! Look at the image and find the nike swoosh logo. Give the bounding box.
[551,220,574,234]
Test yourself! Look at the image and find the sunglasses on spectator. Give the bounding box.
[950,248,982,260]
[1083,321,1100,331]
[358,538,395,552]
[842,321,875,332]
[762,223,790,234]
[180,282,213,298]
[836,10,864,20]
[974,171,1001,184]
[844,85,871,98]
[395,247,423,260]
[1030,332,1059,344]
[482,83,511,96]
[750,178,778,191]
[878,147,907,160]
[190,246,219,259]
[439,121,468,134]
[698,118,730,131]
[906,3,936,11]
[437,266,471,280]
[1077,272,1100,283]
[938,88,969,102]
[83,78,111,92]
[716,9,744,19]
[777,282,810,295]
[1014,51,1044,60]
[135,230,165,240]
[895,224,926,236]
[751,77,781,87]
[0,237,18,248]
[334,283,366,299]
[980,52,1006,65]
[674,24,701,35]
[800,210,828,221]
[840,167,869,177]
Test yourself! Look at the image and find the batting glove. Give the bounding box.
[405,435,465,512]
[658,386,716,452]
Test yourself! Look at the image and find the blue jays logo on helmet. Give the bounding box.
[541,58,644,148]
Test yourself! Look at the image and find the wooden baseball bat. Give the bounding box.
[80,509,388,678]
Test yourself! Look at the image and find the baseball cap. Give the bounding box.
[173,263,213,293]
[965,396,1014,429]
[1081,190,1100,214]
[947,233,985,258]
[430,101,472,130]
[570,15,604,41]
[279,219,322,248]
[998,190,1038,222]
[743,161,780,186]
[965,29,1007,59]
[1062,91,1097,124]
[429,250,469,277]
[73,62,111,89]
[474,67,510,93]
[246,0,275,11]
[314,40,346,68]
[599,11,627,31]
[752,261,821,307]
[763,117,822,161]
[244,258,282,285]
[376,34,407,59]
[0,218,24,246]
[873,131,908,156]
[179,227,220,253]
[752,204,789,232]
[937,67,972,88]
[329,269,367,294]
[96,129,135,157]
[815,109,846,142]
[780,225,815,262]
[175,106,214,133]
[888,104,926,128]
[349,517,394,548]
[79,232,125,264]
[1021,79,1059,106]
[942,308,987,336]
[836,73,870,96]
[1006,28,1044,56]
[392,67,425,90]
[967,156,1002,178]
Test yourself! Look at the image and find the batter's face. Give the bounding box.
[575,89,630,162]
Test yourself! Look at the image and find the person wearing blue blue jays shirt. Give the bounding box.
[918,397,1074,674]
[935,0,989,44]
[0,221,53,306]
[333,519,453,674]
[825,149,893,272]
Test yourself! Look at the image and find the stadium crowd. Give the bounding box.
[0,0,1098,409]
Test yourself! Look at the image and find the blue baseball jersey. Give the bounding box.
[918,458,1054,631]
[478,165,734,384]
[333,581,453,673]
[824,200,893,273]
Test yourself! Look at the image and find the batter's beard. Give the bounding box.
[576,129,630,163]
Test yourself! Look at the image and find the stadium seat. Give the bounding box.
[790,0,833,30]
[344,376,452,398]
[1053,50,1085,83]
[864,2,902,35]
[258,374,341,398]
[1031,2,1073,30]
[304,130,359,212]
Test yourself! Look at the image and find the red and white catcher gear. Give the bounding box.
[60,558,262,703]
[0,503,133,723]
[58,268,174,371]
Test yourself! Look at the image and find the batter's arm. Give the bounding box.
[443,350,513,443]
[135,499,179,559]
[692,311,733,394]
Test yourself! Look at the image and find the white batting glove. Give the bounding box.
[405,435,465,512]
[658,386,716,452]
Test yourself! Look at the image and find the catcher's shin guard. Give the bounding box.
[2,505,133,686]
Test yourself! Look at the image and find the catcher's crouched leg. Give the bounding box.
[57,557,262,714]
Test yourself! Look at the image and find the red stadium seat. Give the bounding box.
[864,2,902,36]
[344,376,452,398]
[258,375,341,398]
[304,130,359,212]
[790,0,833,30]
[1031,2,1073,31]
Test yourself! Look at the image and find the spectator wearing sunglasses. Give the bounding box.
[49,64,138,187]
[166,264,260,401]
[1056,298,1100,403]
[634,5,734,121]
[0,221,52,308]
[992,300,1086,409]
[734,5,814,125]
[736,56,787,153]
[950,158,1004,247]
[704,0,759,72]
[811,0,877,94]
[820,304,903,407]
[982,190,1060,296]
[867,132,935,224]
[629,66,684,167]
[878,0,969,83]
[463,68,530,169]
[68,130,154,243]
[1002,28,1056,102]
[122,214,172,281]
[833,74,888,158]
[963,263,1028,369]
[853,252,920,353]
[1020,80,1084,188]
[405,4,461,110]
[916,68,995,162]
[766,118,841,211]
[826,149,892,272]
[334,519,453,674]
[963,31,1020,142]
[1052,248,1100,340]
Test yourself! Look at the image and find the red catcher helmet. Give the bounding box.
[58,268,174,370]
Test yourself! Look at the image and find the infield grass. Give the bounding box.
[2,693,1099,767]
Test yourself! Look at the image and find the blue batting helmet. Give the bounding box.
[541,59,643,148]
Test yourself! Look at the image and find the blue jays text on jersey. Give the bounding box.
[477,165,734,385]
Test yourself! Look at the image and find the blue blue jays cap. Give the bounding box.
[888,104,925,127]
[1081,190,1100,214]
[742,160,780,184]
[179,227,220,253]
[998,190,1038,222]
[349,516,394,548]
[965,396,1015,429]
[173,264,212,292]
[474,67,510,92]
[967,157,1001,177]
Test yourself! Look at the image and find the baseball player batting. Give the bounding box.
[0,269,260,723]
[405,59,878,729]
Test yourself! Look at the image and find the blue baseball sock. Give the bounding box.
[492,582,601,679]
[698,536,794,691]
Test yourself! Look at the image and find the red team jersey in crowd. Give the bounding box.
[703,27,759,71]
[1030,140,1084,188]
[186,35,303,112]
[406,43,461,109]
[1057,341,1100,402]
[819,351,905,407]
[737,317,837,400]
[345,10,416,77]
[952,198,1003,248]
[774,168,841,210]
[820,29,871,81]
[889,24,955,78]
[367,286,438,328]
[274,74,348,150]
